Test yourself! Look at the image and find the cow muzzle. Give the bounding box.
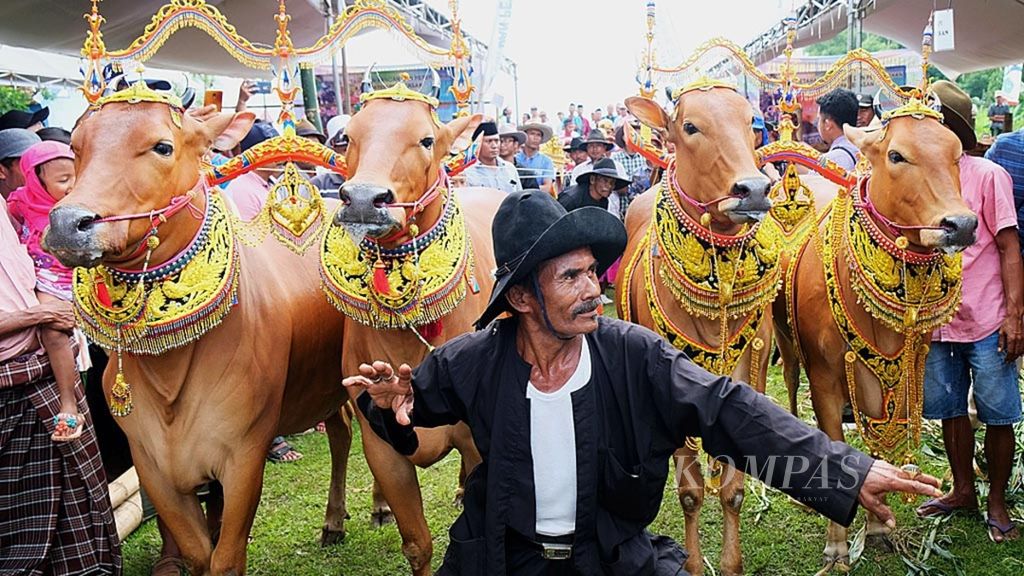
[43,205,106,268]
[920,213,978,254]
[720,177,772,224]
[334,182,400,241]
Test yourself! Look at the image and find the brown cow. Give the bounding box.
[42,97,372,575]
[618,86,774,576]
[789,117,976,570]
[322,81,499,574]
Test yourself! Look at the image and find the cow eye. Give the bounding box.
[419,137,435,149]
[682,122,699,135]
[152,141,174,157]
[887,150,906,164]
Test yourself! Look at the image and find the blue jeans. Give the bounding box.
[923,331,1023,425]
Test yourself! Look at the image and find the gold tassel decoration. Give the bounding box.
[109,335,133,417]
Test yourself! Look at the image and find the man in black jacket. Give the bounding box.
[344,191,943,576]
[558,157,630,213]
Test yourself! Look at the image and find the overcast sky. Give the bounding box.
[423,0,796,118]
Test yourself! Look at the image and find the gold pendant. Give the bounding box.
[109,370,133,417]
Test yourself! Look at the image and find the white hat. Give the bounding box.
[325,114,351,144]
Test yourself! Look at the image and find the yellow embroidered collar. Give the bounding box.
[320,193,474,330]
[73,192,239,356]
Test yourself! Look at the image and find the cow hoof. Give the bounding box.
[818,554,850,574]
[371,508,395,528]
[320,528,346,546]
[865,533,894,552]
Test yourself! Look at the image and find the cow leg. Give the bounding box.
[356,410,433,576]
[208,453,266,576]
[137,462,212,575]
[675,444,705,576]
[370,478,394,527]
[451,422,481,508]
[718,461,746,576]
[777,331,803,417]
[808,367,851,572]
[322,406,354,546]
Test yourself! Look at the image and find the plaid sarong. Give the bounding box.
[0,349,121,575]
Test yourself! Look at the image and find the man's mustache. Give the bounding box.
[572,298,602,317]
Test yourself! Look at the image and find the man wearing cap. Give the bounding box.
[344,190,945,575]
[311,115,350,200]
[989,92,1011,137]
[558,158,630,213]
[856,94,876,128]
[918,81,1023,544]
[463,121,522,194]
[815,88,860,171]
[516,120,555,192]
[0,128,42,200]
[0,106,49,132]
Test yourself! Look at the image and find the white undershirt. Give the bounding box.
[526,337,591,536]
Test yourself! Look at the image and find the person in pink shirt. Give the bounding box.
[7,140,86,441]
[918,81,1022,543]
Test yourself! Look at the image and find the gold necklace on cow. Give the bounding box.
[320,190,475,338]
[621,172,782,381]
[72,192,240,416]
[821,188,961,462]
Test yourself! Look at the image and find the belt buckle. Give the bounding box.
[541,542,573,561]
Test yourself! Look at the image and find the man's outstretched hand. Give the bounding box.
[858,460,943,530]
[342,361,415,425]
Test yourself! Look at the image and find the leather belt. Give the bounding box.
[511,530,575,561]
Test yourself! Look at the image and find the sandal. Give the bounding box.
[51,412,85,442]
[151,554,187,576]
[266,437,302,463]
[915,496,978,519]
[986,517,1019,543]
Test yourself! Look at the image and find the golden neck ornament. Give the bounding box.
[821,191,962,462]
[320,191,475,333]
[72,192,240,416]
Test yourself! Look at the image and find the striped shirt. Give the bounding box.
[985,130,1024,251]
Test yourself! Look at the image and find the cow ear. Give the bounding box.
[626,96,670,134]
[844,123,877,155]
[203,111,256,152]
[444,113,483,155]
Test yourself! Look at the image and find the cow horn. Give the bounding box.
[664,85,676,103]
[423,67,440,100]
[361,63,376,95]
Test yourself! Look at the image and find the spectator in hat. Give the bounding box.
[815,88,860,171]
[570,130,620,186]
[0,107,49,132]
[558,157,630,212]
[919,80,1022,544]
[564,137,587,170]
[37,127,72,146]
[311,114,350,200]
[499,123,526,165]
[857,94,876,127]
[294,119,326,174]
[463,121,521,194]
[516,120,555,192]
[0,128,42,200]
[989,92,1011,137]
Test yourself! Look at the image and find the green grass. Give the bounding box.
[122,364,1024,574]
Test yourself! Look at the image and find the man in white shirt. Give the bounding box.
[463,121,522,194]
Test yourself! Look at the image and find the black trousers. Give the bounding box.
[504,530,580,576]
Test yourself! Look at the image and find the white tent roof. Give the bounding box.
[748,0,1024,78]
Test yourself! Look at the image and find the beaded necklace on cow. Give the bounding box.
[320,170,475,351]
[619,159,782,384]
[73,187,239,417]
[818,178,961,464]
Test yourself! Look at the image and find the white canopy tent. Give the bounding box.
[746,0,1024,78]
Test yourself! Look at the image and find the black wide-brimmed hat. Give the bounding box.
[563,136,585,152]
[577,158,631,190]
[0,107,49,131]
[581,129,614,150]
[474,190,627,328]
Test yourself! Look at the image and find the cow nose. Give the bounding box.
[940,214,978,246]
[47,205,99,244]
[731,177,770,201]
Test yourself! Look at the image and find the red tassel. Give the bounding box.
[95,278,112,307]
[417,319,443,341]
[372,260,392,296]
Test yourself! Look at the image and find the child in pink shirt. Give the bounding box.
[7,140,85,442]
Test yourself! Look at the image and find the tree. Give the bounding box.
[0,86,32,115]
[804,31,903,56]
